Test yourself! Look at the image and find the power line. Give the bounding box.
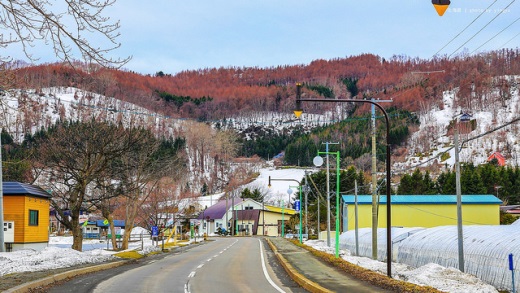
[448,0,516,59]
[471,15,520,54]
[433,0,499,57]
[499,31,520,48]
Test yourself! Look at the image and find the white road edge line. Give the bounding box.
[258,239,286,293]
[188,271,196,278]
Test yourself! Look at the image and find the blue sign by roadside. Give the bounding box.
[294,200,301,212]
[152,226,159,237]
[509,253,514,271]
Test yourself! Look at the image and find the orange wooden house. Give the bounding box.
[2,181,51,252]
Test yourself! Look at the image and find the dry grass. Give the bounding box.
[113,250,145,259]
[289,239,445,293]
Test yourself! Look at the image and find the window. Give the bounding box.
[29,210,39,226]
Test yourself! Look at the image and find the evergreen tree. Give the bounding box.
[397,173,414,194]
[241,187,264,202]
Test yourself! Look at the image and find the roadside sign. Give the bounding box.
[152,226,159,237]
[294,200,301,212]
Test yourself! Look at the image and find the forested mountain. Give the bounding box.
[11,49,520,121]
[2,49,520,198]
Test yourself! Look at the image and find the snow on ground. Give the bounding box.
[0,235,499,292]
[304,239,498,293]
[0,246,115,277]
[246,167,310,205]
[0,227,161,277]
[0,169,501,292]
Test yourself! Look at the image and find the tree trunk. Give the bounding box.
[108,216,118,250]
[70,211,83,251]
[121,196,139,250]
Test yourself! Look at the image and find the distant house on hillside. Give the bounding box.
[459,112,472,122]
[487,151,506,166]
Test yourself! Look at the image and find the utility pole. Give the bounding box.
[304,171,311,236]
[231,192,235,236]
[355,180,359,256]
[370,99,392,260]
[0,132,4,252]
[225,192,229,234]
[455,125,465,272]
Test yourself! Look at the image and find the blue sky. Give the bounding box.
[5,0,520,75]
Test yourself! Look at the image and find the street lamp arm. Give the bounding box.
[295,93,393,278]
[296,98,390,140]
[268,177,301,186]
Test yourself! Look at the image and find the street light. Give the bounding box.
[284,188,292,238]
[495,185,502,200]
[314,150,341,259]
[294,83,394,278]
[269,176,304,243]
[432,0,450,16]
[454,112,472,273]
[289,185,303,244]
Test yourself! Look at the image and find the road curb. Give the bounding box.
[266,238,333,293]
[4,260,128,293]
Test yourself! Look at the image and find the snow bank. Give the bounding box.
[0,247,114,277]
[305,239,499,293]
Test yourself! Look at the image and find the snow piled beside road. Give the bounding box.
[0,246,114,276]
[0,226,159,277]
[305,239,498,293]
[0,236,500,292]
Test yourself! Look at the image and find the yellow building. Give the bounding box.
[2,182,51,252]
[342,194,502,230]
[260,205,297,236]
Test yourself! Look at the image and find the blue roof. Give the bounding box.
[95,220,125,227]
[3,181,51,198]
[342,194,502,205]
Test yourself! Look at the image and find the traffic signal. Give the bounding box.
[432,0,450,16]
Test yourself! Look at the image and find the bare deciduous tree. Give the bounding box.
[36,120,136,251]
[116,129,185,250]
[0,0,129,67]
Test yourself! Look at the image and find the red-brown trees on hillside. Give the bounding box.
[9,49,520,121]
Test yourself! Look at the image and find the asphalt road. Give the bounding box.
[46,237,306,293]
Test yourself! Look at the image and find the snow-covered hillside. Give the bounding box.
[0,87,181,142]
[396,75,520,172]
[2,77,519,189]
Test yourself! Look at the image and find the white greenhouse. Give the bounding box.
[340,221,520,292]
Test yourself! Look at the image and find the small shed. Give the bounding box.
[487,151,506,166]
[342,194,502,230]
[500,205,520,217]
[2,181,51,252]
